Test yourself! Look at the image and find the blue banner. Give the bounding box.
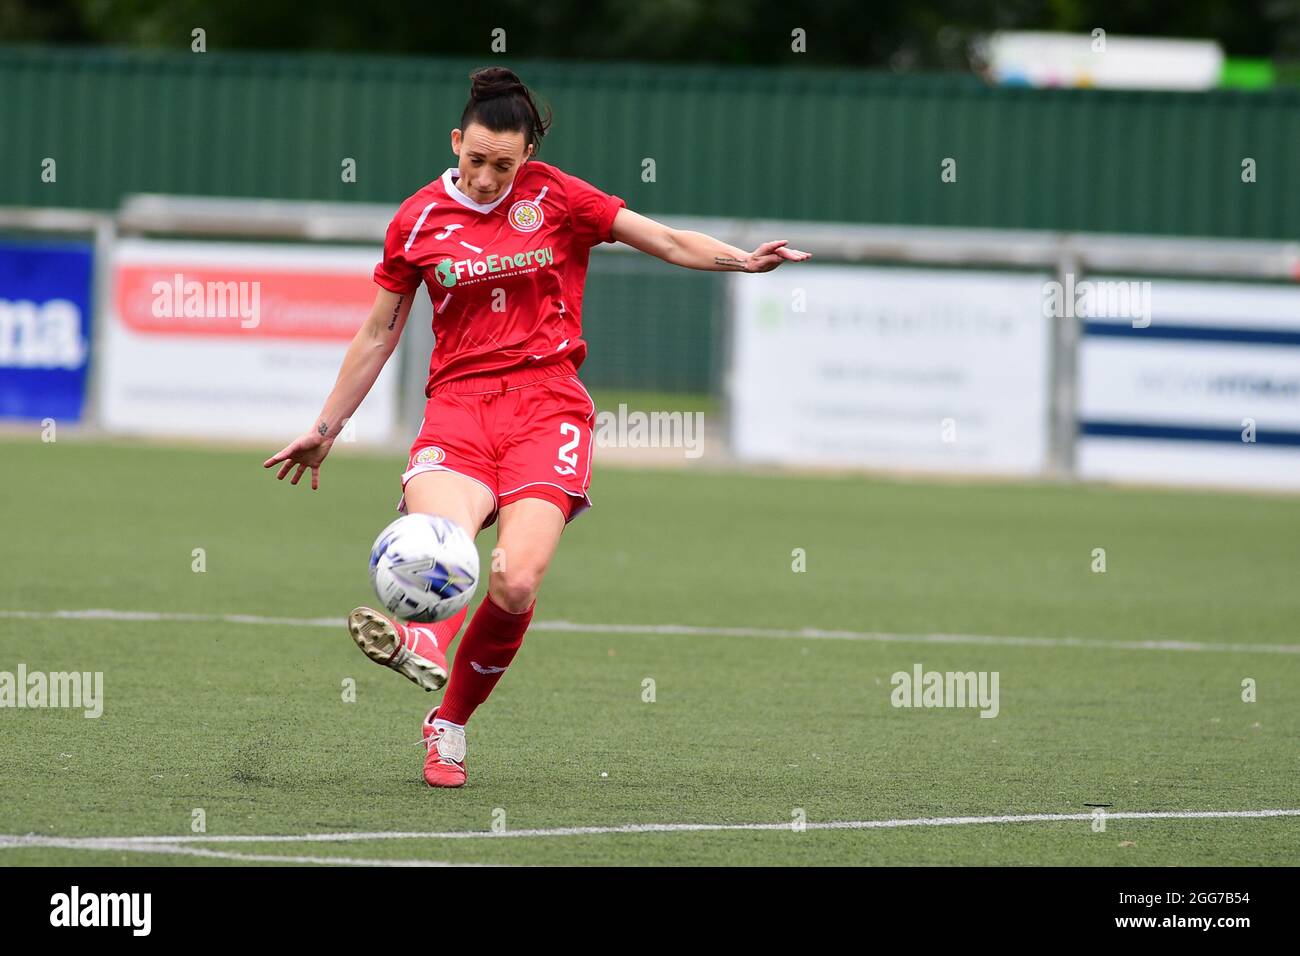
[0,239,94,422]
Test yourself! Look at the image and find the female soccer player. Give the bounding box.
[264,67,809,788]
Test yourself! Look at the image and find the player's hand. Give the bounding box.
[746,240,811,273]
[263,431,335,490]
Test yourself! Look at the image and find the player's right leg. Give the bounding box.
[401,468,497,540]
[347,469,496,692]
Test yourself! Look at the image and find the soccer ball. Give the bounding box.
[368,514,479,623]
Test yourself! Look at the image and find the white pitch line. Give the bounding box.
[2,607,1298,655]
[0,609,342,628]
[6,809,1297,849]
[0,835,486,867]
[539,621,1300,655]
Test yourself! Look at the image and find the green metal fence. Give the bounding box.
[3,44,1298,239]
[581,253,721,394]
[4,44,1296,397]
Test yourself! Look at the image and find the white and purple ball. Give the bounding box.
[368,514,479,623]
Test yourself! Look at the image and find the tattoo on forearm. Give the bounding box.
[317,421,329,437]
[714,256,749,271]
[387,295,404,331]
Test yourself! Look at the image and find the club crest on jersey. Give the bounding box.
[414,446,446,466]
[509,199,544,233]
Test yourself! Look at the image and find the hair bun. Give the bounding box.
[461,67,552,154]
[471,67,526,102]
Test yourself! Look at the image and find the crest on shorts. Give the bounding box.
[509,199,544,233]
[414,446,446,465]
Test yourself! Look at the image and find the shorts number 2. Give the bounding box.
[554,423,581,477]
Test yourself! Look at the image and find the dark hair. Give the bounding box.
[459,67,552,155]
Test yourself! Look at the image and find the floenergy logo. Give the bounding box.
[434,246,555,288]
[435,259,457,288]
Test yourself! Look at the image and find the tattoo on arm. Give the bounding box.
[714,256,749,271]
[387,295,404,331]
[317,421,329,437]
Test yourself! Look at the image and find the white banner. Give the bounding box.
[986,32,1223,91]
[728,265,1052,474]
[101,240,399,444]
[1077,278,1300,490]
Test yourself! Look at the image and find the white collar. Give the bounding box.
[441,167,515,214]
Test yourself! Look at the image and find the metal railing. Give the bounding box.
[5,196,1298,475]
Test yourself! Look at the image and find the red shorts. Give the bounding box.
[399,360,596,531]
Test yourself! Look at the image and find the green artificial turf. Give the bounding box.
[0,437,1296,865]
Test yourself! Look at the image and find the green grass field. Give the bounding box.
[1,436,1298,866]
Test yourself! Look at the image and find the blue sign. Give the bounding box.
[0,239,94,422]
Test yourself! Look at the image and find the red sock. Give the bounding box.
[437,592,533,725]
[432,605,470,654]
[395,605,469,661]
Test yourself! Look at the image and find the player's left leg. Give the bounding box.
[423,495,568,787]
[423,371,594,787]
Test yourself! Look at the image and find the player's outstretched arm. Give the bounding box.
[262,286,415,490]
[609,208,811,273]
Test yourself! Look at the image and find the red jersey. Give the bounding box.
[374,160,626,393]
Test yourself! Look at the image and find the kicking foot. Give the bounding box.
[347,607,448,692]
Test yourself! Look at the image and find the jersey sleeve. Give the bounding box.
[373,208,423,294]
[560,169,627,248]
